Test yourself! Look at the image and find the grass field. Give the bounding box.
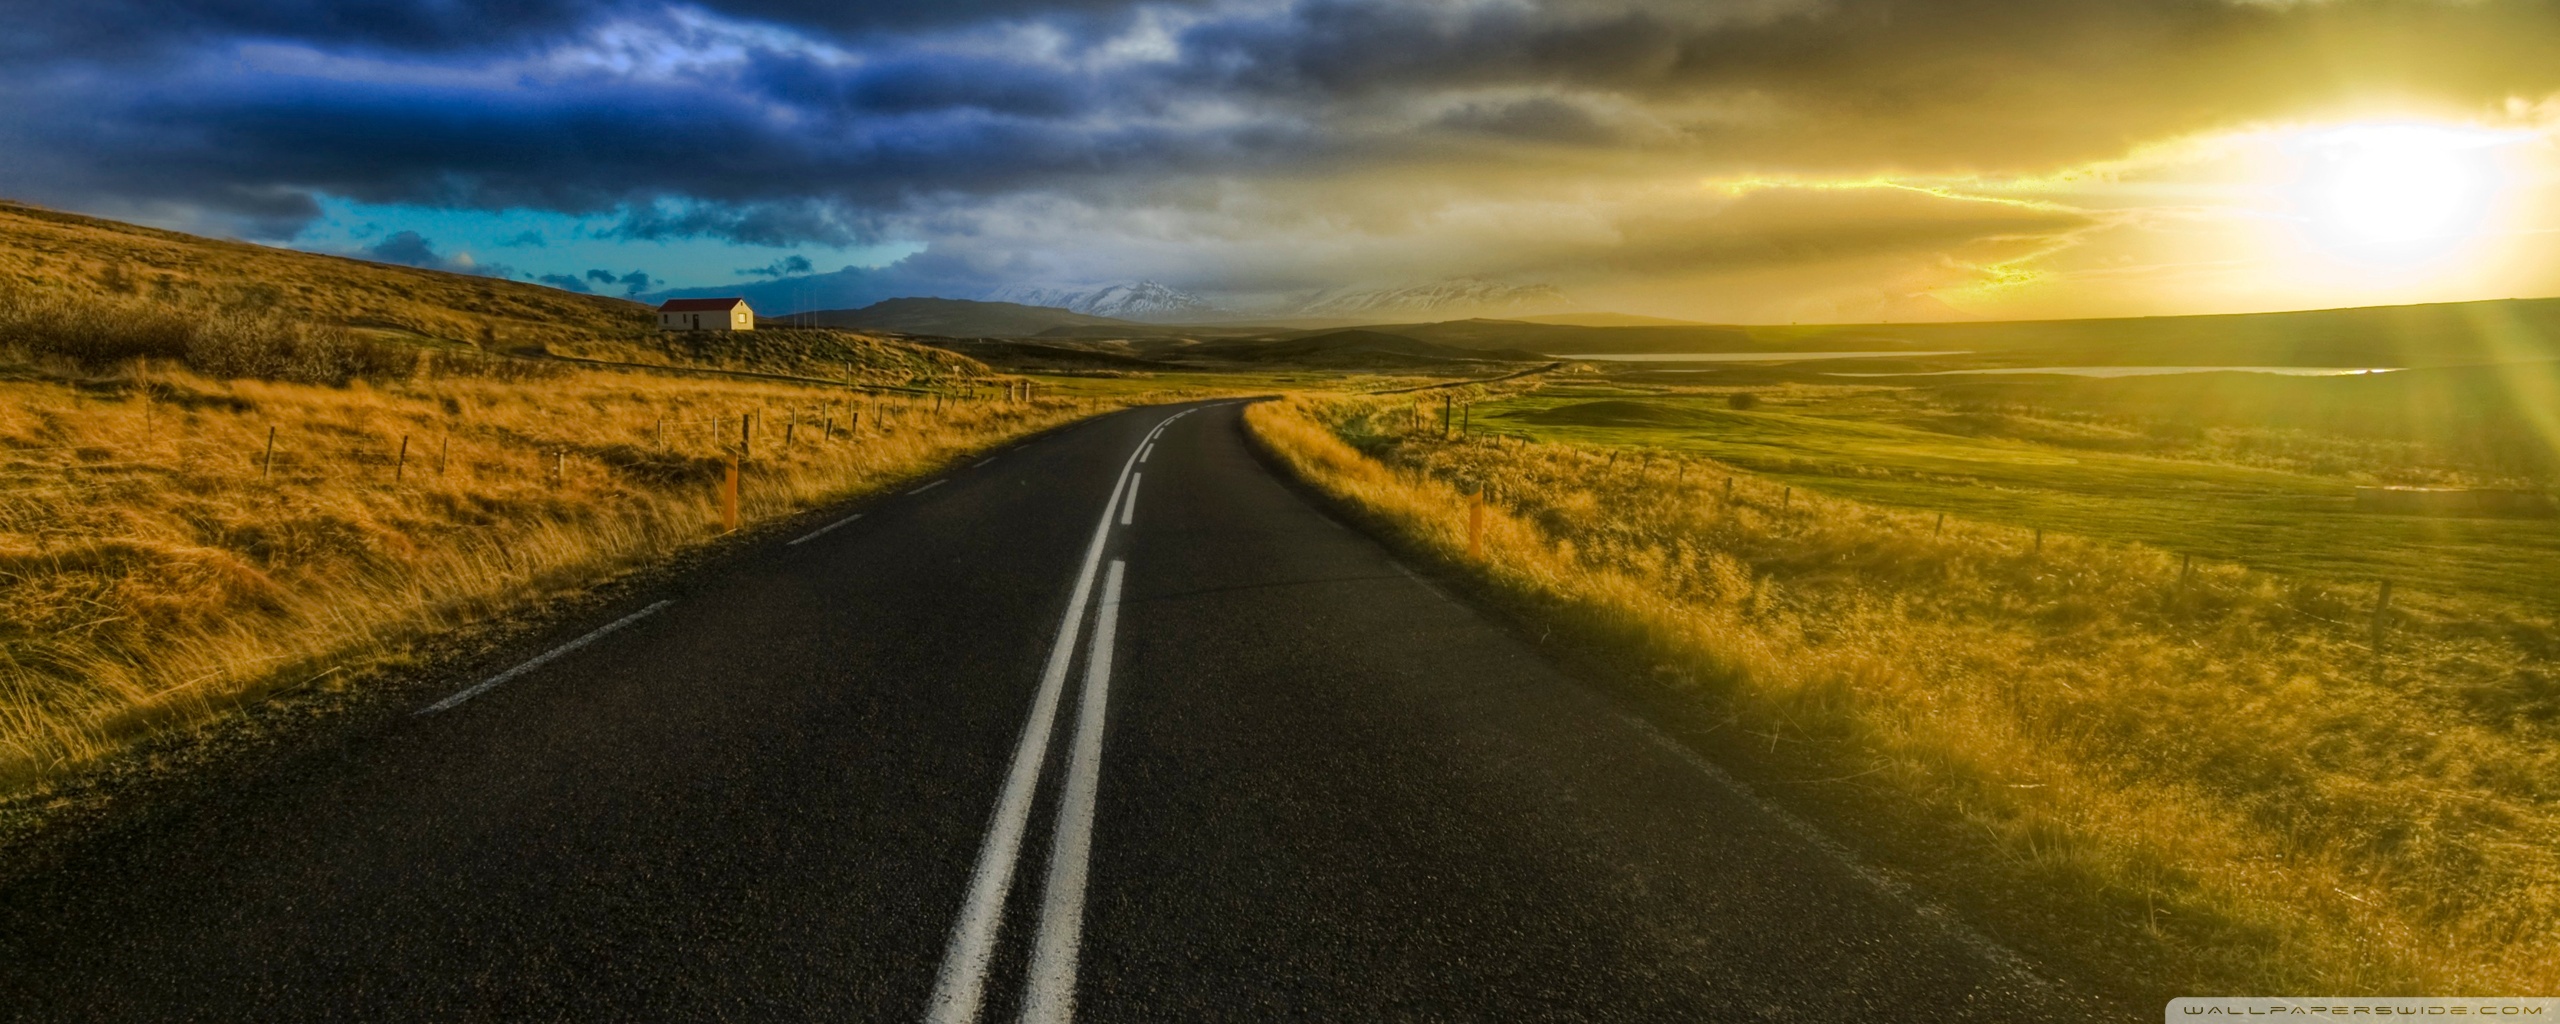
[0,200,1144,792]
[1458,376,2560,609]
[1247,391,2560,1001]
[0,354,1107,789]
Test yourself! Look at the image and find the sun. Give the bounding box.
[2286,123,2512,264]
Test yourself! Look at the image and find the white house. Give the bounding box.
[658,297,755,332]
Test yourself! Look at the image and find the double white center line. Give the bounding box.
[925,409,1186,1024]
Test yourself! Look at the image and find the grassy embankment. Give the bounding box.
[1246,392,2560,1002]
[0,201,1121,792]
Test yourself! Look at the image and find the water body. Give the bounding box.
[1562,350,1972,362]
[1829,366,2402,378]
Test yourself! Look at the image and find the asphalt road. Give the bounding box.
[0,400,2111,1022]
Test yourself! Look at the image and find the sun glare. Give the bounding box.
[2286,123,2513,263]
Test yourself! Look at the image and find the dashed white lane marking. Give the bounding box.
[1019,559,1125,1024]
[417,600,674,714]
[788,512,862,546]
[1120,473,1141,527]
[910,479,947,495]
[975,457,996,468]
[1138,443,1153,463]
[924,409,1177,1024]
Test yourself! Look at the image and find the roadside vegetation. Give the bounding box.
[1246,391,2560,1001]
[0,202,1130,792]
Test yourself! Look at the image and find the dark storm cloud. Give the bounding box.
[354,229,519,278]
[5,0,2560,303]
[537,272,593,292]
[740,255,816,277]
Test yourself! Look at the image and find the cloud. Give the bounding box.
[739,254,815,277]
[499,229,545,247]
[536,272,592,292]
[354,229,519,279]
[5,0,2560,318]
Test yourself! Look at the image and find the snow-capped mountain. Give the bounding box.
[1296,279,1572,320]
[984,280,1224,322]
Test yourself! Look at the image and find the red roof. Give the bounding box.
[658,297,748,312]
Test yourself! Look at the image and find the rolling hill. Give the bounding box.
[786,298,1149,338]
[0,199,987,384]
[1371,299,2560,367]
[0,200,654,350]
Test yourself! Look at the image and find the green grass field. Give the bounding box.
[1466,381,2560,608]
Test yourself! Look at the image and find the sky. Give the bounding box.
[5,0,2560,323]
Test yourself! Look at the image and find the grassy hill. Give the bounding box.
[1348,298,2560,367]
[0,199,986,386]
[0,200,651,349]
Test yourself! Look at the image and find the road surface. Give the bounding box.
[0,400,2111,1021]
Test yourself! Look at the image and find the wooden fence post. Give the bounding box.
[439,434,450,476]
[262,427,276,478]
[1934,512,1945,537]
[2179,553,2192,589]
[395,435,409,482]
[740,412,753,464]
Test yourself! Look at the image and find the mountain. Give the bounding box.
[984,281,1224,322]
[1296,279,1571,320]
[788,298,1144,337]
[1185,329,1549,369]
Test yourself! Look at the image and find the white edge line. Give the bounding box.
[1120,473,1141,527]
[910,478,947,495]
[418,600,674,715]
[788,512,863,546]
[923,411,1175,1024]
[1019,559,1124,1024]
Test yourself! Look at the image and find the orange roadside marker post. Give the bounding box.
[1468,495,1485,559]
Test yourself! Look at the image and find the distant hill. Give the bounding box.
[984,281,1226,322]
[1186,328,1546,369]
[785,298,1146,337]
[1374,300,2560,367]
[1509,312,1716,328]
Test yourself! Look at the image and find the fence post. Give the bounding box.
[2033,529,2043,556]
[262,426,276,478]
[1934,512,1945,537]
[740,412,753,464]
[723,457,740,532]
[440,434,450,476]
[656,416,666,451]
[395,435,409,482]
[2179,553,2192,589]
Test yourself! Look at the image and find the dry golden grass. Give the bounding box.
[1247,393,2560,999]
[0,356,1110,789]
[0,200,651,349]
